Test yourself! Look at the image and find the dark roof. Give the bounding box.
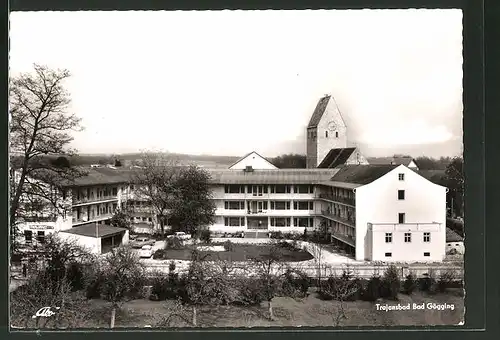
[228,151,277,169]
[446,227,463,243]
[416,170,447,185]
[60,224,127,238]
[317,148,357,168]
[368,157,415,166]
[206,169,339,184]
[307,95,331,128]
[330,165,398,185]
[62,167,133,187]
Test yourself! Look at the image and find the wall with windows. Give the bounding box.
[354,165,447,262]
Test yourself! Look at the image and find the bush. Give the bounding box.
[235,279,265,306]
[403,273,418,295]
[438,269,457,293]
[381,265,401,300]
[153,249,167,259]
[270,231,283,239]
[281,268,310,298]
[223,240,234,252]
[66,262,86,292]
[165,237,184,250]
[199,229,212,244]
[150,273,183,301]
[418,272,436,292]
[317,270,360,301]
[364,275,382,301]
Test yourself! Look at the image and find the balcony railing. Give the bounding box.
[330,231,356,247]
[73,213,113,225]
[320,210,355,227]
[72,195,118,205]
[317,193,355,206]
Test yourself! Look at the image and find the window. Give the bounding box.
[112,187,118,196]
[335,131,339,138]
[325,131,328,138]
[225,185,244,194]
[398,213,405,224]
[294,201,311,210]
[424,252,430,257]
[385,252,392,257]
[423,232,431,242]
[293,217,313,227]
[224,217,244,227]
[148,217,152,222]
[295,185,311,194]
[398,173,405,181]
[270,217,291,227]
[225,201,244,210]
[385,233,392,243]
[271,201,289,210]
[272,185,290,194]
[24,230,33,243]
[398,190,405,200]
[404,232,412,243]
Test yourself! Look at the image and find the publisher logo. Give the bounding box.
[31,307,60,319]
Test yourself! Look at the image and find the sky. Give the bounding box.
[9,10,463,158]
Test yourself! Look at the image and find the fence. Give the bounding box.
[143,260,464,281]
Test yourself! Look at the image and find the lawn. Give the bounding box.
[36,289,463,329]
[162,243,314,262]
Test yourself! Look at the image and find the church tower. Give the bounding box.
[306,95,348,168]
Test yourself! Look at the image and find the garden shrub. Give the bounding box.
[234,279,265,306]
[419,271,436,292]
[165,237,184,250]
[199,229,212,244]
[281,268,310,298]
[381,265,401,300]
[438,269,457,293]
[363,275,382,301]
[66,262,86,292]
[153,249,167,259]
[223,240,234,252]
[403,273,418,295]
[270,231,283,239]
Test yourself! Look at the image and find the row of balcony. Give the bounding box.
[72,213,113,225]
[216,209,316,216]
[317,193,355,206]
[320,210,356,227]
[330,231,356,247]
[72,195,119,206]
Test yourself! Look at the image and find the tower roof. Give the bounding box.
[307,95,347,128]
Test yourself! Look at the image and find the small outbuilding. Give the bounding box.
[446,227,464,255]
[58,224,129,254]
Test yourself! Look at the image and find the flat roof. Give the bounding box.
[60,224,127,238]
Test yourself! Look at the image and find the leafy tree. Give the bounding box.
[445,156,464,217]
[131,152,181,236]
[114,159,122,167]
[169,165,216,236]
[109,210,131,230]
[51,156,71,168]
[98,246,145,328]
[271,153,307,169]
[9,64,84,254]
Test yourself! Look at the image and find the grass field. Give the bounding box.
[38,288,463,329]
[161,243,314,262]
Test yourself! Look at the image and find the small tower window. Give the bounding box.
[335,131,339,138]
[325,131,328,138]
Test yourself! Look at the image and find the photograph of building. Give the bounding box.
[8,8,464,329]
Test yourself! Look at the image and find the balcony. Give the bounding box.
[72,196,118,206]
[72,213,113,226]
[126,206,152,214]
[320,210,355,227]
[330,231,356,247]
[317,193,355,206]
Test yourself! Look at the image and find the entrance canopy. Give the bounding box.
[61,224,127,238]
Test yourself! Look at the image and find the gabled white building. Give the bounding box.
[228,151,278,170]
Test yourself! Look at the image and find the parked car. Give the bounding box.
[167,232,191,240]
[138,245,153,258]
[131,237,155,248]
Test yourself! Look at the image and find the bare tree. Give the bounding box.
[9,64,84,252]
[321,266,360,326]
[251,244,287,321]
[99,246,145,328]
